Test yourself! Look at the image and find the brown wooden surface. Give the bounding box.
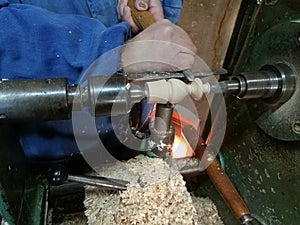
[128,0,156,30]
[179,0,242,69]
[178,0,242,141]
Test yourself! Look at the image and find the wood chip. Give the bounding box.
[84,155,223,225]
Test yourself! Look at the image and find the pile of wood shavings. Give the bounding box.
[84,155,223,225]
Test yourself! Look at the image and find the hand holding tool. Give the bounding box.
[128,0,156,30]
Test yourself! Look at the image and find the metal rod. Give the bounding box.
[154,103,174,132]
[210,80,240,94]
[68,174,129,191]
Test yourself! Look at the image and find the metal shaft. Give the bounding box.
[150,103,175,158]
[210,80,240,94]
[154,103,173,132]
[88,76,129,116]
[0,76,145,121]
[210,63,295,104]
[68,174,129,191]
[0,78,70,121]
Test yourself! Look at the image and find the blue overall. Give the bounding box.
[0,0,182,160]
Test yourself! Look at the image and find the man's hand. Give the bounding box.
[117,0,164,33]
[122,19,197,73]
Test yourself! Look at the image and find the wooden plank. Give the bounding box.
[179,0,242,68]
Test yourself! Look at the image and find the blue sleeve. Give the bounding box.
[8,0,120,27]
[8,0,182,26]
[161,0,182,24]
[0,0,180,161]
[0,1,130,83]
[0,1,135,160]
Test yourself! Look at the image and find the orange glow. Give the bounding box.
[150,105,198,159]
[171,134,195,159]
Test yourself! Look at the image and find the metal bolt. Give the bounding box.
[292,121,300,134]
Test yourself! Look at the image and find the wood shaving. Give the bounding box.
[84,155,223,225]
[192,196,224,225]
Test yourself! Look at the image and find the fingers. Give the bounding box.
[117,0,127,20]
[146,0,164,21]
[118,0,164,33]
[118,0,139,33]
[171,52,195,71]
[139,20,197,54]
[135,0,150,10]
[122,42,195,72]
[121,20,197,73]
[123,6,140,33]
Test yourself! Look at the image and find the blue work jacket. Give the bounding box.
[0,0,182,160]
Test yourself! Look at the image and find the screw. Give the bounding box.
[292,120,300,134]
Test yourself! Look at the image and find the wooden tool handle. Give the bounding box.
[128,0,156,30]
[206,159,250,220]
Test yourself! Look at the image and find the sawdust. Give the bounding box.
[84,155,223,225]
